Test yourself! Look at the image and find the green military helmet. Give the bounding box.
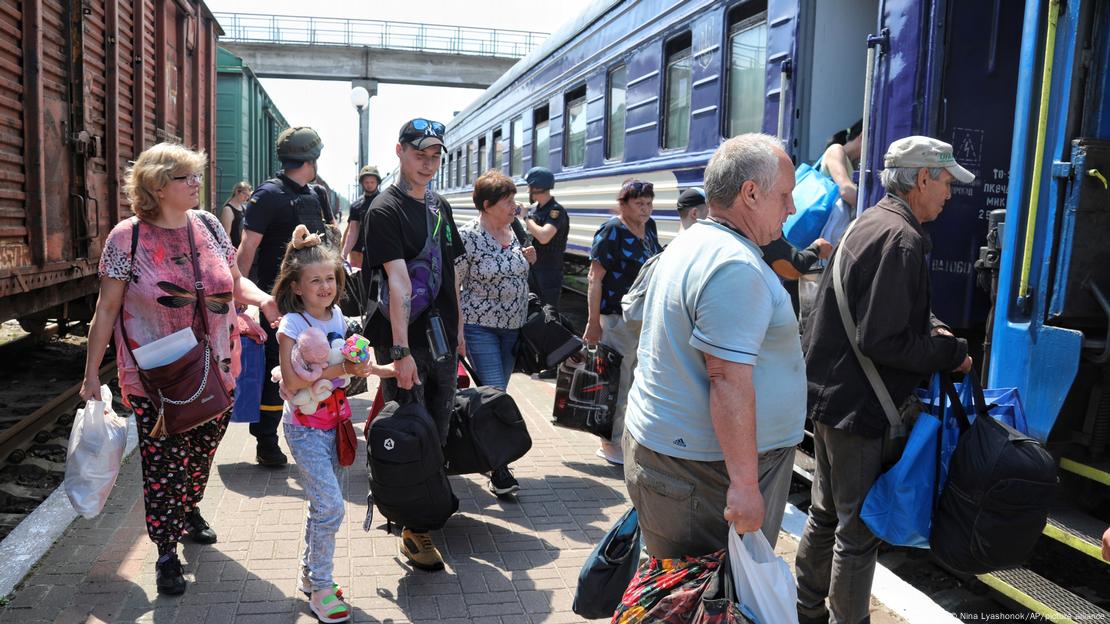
[276,126,323,161]
[358,165,382,182]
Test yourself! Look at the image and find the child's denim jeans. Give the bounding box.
[284,421,344,591]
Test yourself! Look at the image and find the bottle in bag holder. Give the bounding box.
[426,311,451,362]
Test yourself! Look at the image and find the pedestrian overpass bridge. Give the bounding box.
[215,13,547,89]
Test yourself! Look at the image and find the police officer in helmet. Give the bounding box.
[521,167,569,310]
[237,126,336,467]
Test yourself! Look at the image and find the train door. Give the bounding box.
[860,0,1022,330]
[763,0,880,162]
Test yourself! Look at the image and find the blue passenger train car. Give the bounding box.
[438,0,1029,332]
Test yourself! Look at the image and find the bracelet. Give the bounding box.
[342,360,352,376]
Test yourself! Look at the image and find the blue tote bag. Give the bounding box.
[572,507,641,619]
[231,336,265,424]
[861,375,954,548]
[783,160,840,248]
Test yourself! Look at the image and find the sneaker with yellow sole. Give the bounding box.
[400,528,445,571]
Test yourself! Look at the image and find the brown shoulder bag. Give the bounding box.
[120,215,233,438]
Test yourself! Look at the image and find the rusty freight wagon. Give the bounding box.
[0,0,222,330]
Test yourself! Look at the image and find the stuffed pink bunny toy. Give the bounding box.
[291,327,330,382]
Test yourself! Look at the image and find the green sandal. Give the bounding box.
[309,588,350,623]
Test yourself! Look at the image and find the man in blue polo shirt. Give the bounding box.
[623,133,805,558]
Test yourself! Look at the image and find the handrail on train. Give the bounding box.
[213,12,548,60]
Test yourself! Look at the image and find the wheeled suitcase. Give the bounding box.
[929,376,1057,573]
[444,358,532,475]
[552,345,622,439]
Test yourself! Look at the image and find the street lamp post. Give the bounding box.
[350,86,370,172]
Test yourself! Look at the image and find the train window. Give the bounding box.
[533,106,550,169]
[456,149,463,186]
[478,136,489,174]
[466,143,473,184]
[493,129,504,171]
[510,117,523,175]
[663,33,693,150]
[726,8,768,137]
[564,85,587,168]
[449,153,456,188]
[607,65,628,160]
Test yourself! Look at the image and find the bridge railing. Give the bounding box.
[214,13,547,59]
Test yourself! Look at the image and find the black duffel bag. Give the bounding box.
[443,358,533,475]
[516,292,583,374]
[510,219,583,374]
[929,374,1058,574]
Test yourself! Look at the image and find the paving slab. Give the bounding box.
[0,373,909,623]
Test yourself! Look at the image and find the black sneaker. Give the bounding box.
[155,553,186,595]
[488,466,519,497]
[184,508,217,544]
[255,444,288,467]
[536,368,558,380]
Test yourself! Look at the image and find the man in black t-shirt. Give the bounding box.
[522,167,569,310]
[343,164,380,269]
[363,118,463,572]
[238,126,335,467]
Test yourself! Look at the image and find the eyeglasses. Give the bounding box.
[172,173,202,186]
[620,180,653,198]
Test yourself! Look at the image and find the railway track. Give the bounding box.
[0,361,119,541]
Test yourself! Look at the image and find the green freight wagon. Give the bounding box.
[215,48,289,208]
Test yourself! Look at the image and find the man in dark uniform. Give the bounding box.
[237,126,335,467]
[521,166,569,309]
[343,164,381,270]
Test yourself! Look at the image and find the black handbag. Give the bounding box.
[120,216,232,438]
[572,507,641,619]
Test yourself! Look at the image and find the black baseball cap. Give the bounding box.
[677,187,706,211]
[399,118,446,151]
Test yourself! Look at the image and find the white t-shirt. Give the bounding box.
[276,305,348,425]
[625,220,807,460]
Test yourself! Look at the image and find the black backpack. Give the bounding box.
[443,362,533,476]
[366,398,457,531]
[929,376,1058,574]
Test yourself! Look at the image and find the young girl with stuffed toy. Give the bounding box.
[272,225,393,623]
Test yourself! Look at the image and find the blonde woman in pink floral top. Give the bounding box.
[79,143,277,596]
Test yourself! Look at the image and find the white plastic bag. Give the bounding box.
[729,525,799,624]
[64,385,127,518]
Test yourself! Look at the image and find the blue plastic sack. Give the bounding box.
[783,162,840,248]
[861,375,949,548]
[231,336,264,424]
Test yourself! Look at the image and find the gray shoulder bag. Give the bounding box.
[831,222,919,465]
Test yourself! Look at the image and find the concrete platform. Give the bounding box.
[0,373,913,624]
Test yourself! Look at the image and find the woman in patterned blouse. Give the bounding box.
[455,169,536,496]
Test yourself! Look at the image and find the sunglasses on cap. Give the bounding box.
[400,118,446,140]
[620,180,654,198]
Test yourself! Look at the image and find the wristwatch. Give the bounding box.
[389,345,411,361]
